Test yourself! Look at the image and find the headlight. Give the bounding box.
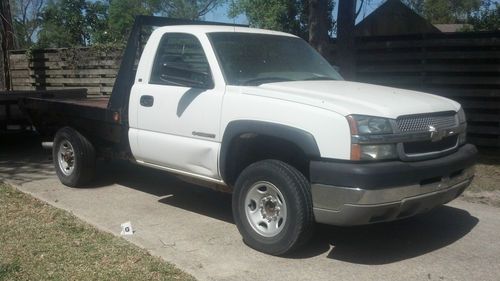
[347,115,393,135]
[347,115,397,160]
[457,107,466,124]
[351,144,398,160]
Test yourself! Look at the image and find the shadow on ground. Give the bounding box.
[0,132,54,184]
[300,206,477,264]
[96,160,479,265]
[94,160,235,224]
[1,132,479,265]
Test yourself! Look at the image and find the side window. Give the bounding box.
[150,33,214,88]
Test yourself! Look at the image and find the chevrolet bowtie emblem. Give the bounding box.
[429,125,445,142]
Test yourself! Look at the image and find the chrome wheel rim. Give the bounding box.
[57,140,75,176]
[244,181,287,237]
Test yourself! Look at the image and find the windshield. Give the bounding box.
[207,32,343,86]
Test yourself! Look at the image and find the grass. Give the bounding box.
[0,183,195,281]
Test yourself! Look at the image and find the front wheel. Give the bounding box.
[232,160,314,255]
[53,127,96,187]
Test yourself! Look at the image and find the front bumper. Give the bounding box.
[310,144,477,226]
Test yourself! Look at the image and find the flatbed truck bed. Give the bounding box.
[1,89,86,131]
[21,95,125,156]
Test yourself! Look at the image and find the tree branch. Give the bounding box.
[197,0,218,18]
[355,0,365,18]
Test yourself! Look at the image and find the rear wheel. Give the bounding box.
[232,160,314,255]
[53,127,96,187]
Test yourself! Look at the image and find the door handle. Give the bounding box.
[140,95,154,107]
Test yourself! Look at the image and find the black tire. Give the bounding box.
[232,160,314,255]
[53,127,96,187]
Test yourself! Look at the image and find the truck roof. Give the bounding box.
[154,25,298,38]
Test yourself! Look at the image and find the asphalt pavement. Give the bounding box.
[1,133,499,281]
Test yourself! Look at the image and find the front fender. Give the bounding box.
[219,120,321,182]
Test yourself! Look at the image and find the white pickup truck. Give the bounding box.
[21,16,477,255]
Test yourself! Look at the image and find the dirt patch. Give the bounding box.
[461,153,500,208]
[462,191,500,208]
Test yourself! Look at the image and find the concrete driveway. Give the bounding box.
[1,133,499,281]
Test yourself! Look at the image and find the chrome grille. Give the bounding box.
[397,112,457,133]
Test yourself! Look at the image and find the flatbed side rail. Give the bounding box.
[0,89,87,101]
[1,89,87,131]
[20,97,122,144]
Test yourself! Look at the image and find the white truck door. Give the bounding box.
[131,32,224,179]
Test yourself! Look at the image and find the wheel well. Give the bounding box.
[223,134,310,187]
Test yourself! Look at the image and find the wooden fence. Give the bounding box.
[328,31,500,148]
[8,48,121,96]
[6,31,500,148]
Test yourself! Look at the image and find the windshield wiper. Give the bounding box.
[242,77,292,86]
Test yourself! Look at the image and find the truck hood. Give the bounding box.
[238,81,460,118]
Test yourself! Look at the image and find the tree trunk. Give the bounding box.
[336,0,357,80]
[0,29,5,91]
[308,0,330,57]
[0,0,14,90]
